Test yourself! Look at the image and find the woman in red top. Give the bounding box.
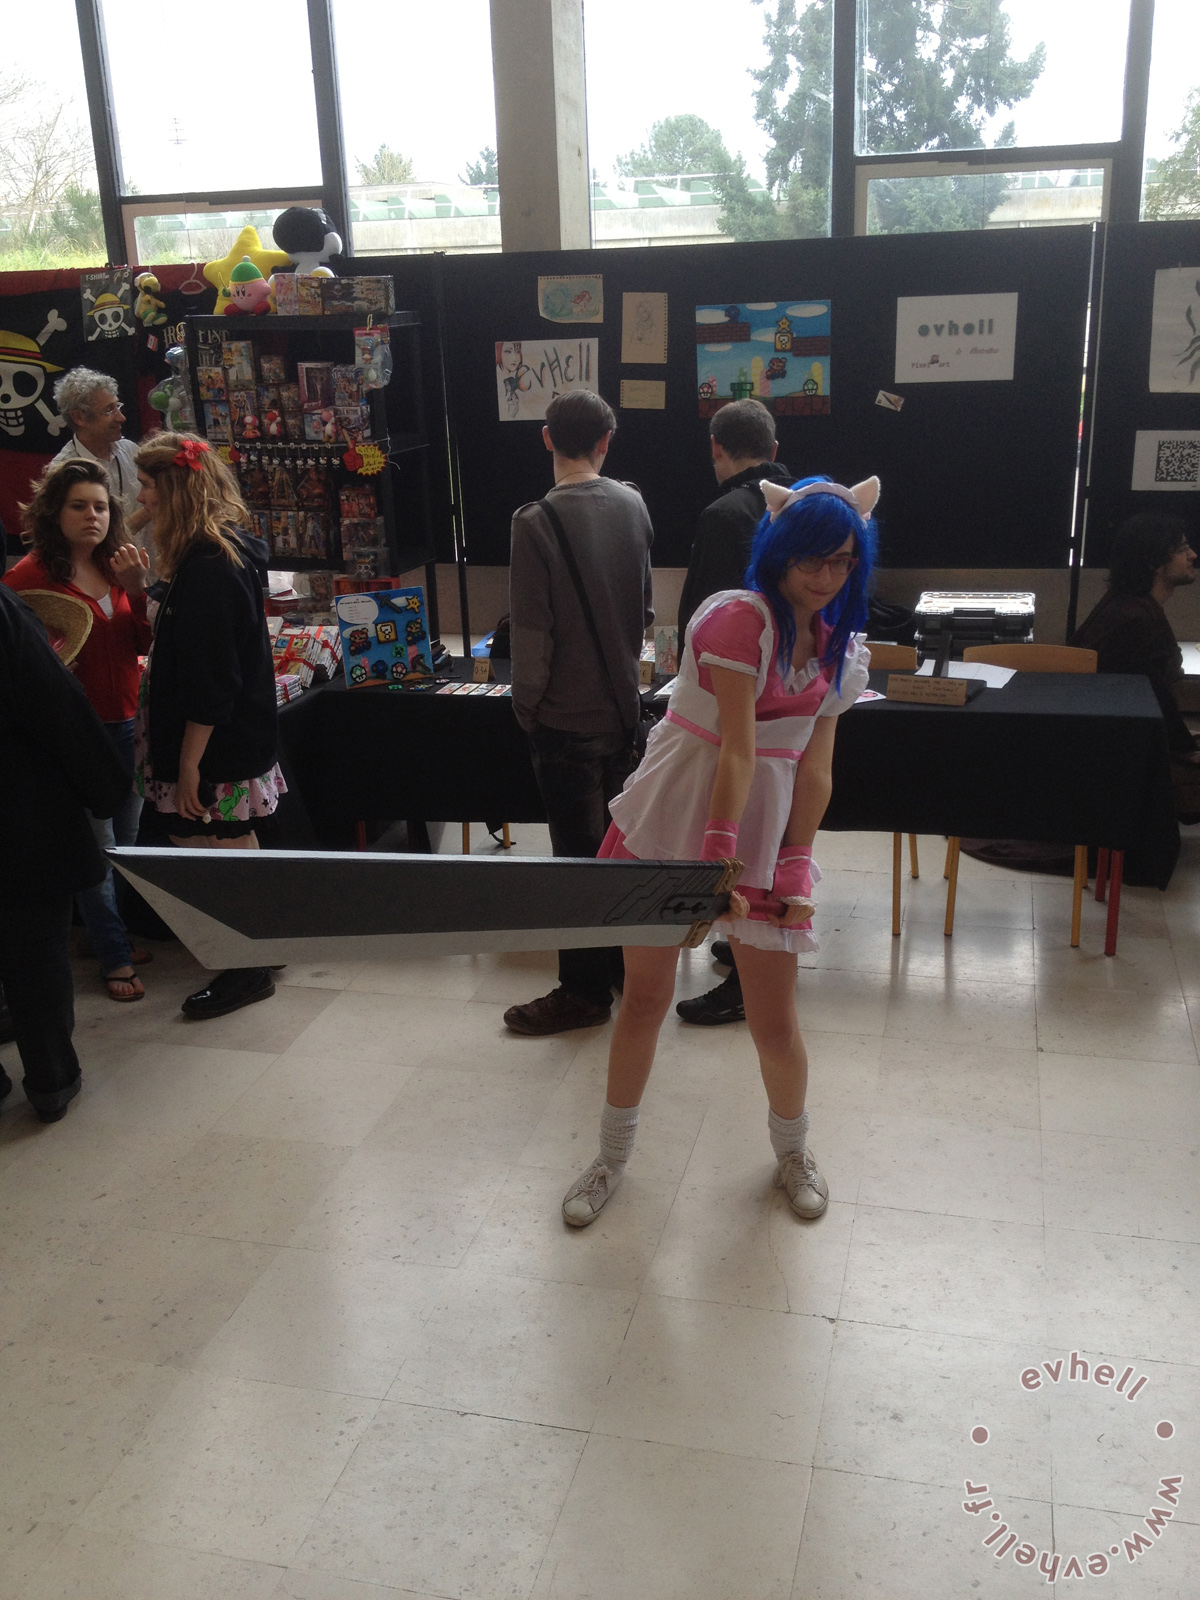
[6,460,153,999]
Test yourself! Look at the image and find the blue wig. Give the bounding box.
[743,475,876,687]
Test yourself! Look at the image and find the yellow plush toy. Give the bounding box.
[204,227,291,315]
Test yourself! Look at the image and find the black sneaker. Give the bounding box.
[676,973,744,1025]
[710,940,734,968]
[182,967,275,1020]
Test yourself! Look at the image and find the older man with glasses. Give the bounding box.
[49,368,144,532]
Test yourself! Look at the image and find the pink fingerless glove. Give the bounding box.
[773,844,815,904]
[700,819,739,861]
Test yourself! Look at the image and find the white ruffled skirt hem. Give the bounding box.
[713,917,820,955]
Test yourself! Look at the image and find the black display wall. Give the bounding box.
[1084,219,1200,570]
[400,227,1097,569]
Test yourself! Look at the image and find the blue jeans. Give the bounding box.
[76,719,142,975]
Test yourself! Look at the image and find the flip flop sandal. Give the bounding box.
[102,970,145,1003]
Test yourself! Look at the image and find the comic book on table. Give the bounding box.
[334,587,435,688]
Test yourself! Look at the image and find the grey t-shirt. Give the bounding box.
[509,477,654,734]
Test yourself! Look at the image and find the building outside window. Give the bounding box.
[332,0,501,255]
[1,2,105,269]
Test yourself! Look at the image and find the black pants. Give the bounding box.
[0,892,80,1115]
[528,724,637,1006]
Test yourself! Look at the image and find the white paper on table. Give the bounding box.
[914,661,1015,687]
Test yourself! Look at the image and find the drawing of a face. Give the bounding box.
[497,342,521,375]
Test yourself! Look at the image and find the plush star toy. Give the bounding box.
[204,227,291,313]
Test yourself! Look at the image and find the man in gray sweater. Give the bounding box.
[504,390,654,1036]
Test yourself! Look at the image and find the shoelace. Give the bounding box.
[575,1161,612,1199]
[779,1150,816,1186]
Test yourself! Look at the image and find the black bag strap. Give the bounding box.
[539,495,634,733]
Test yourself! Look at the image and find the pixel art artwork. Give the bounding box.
[695,300,830,418]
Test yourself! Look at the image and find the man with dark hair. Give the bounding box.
[1072,512,1199,759]
[677,398,793,639]
[504,390,655,1035]
[675,399,793,1025]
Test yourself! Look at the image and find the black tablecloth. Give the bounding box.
[278,668,1179,888]
[827,671,1178,889]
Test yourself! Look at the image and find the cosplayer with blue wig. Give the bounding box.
[557,473,881,1233]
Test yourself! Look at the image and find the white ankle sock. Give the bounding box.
[599,1101,640,1171]
[768,1107,809,1160]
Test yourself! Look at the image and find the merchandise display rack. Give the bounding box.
[181,311,438,622]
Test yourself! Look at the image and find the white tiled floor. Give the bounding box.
[2,825,1198,1599]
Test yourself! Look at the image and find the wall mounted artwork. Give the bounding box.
[695,300,830,417]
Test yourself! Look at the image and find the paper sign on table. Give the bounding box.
[620,379,666,410]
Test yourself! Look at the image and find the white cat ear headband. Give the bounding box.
[760,475,881,522]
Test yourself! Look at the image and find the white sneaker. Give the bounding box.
[774,1149,829,1219]
[562,1158,623,1227]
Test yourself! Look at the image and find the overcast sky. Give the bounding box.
[6,0,1198,199]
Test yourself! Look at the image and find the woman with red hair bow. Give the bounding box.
[133,433,283,1019]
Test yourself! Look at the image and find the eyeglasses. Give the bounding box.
[790,554,858,578]
[92,401,124,419]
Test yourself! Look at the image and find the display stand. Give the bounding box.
[182,310,441,639]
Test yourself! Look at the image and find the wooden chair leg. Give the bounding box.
[462,822,471,854]
[1104,850,1124,956]
[943,838,955,879]
[908,834,920,879]
[502,823,512,849]
[1095,847,1109,902]
[1070,845,1087,948]
[944,836,961,938]
[355,821,367,852]
[892,833,902,937]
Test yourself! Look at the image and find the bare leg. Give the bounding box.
[604,943,681,1108]
[732,938,807,1116]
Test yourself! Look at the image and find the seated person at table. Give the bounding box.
[1071,512,1200,813]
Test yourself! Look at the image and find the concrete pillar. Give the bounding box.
[489,0,591,251]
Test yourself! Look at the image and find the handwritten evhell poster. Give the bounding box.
[1149,268,1200,393]
[695,301,830,418]
[495,339,599,421]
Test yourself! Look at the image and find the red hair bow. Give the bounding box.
[174,438,211,471]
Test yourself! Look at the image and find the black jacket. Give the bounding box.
[1071,588,1196,755]
[0,585,131,896]
[677,460,793,638]
[147,530,278,783]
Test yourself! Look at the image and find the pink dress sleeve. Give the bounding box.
[692,599,766,679]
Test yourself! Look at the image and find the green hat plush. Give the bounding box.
[229,255,264,283]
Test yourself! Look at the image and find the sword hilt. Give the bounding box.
[680,856,743,948]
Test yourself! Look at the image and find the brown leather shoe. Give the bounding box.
[503,986,611,1036]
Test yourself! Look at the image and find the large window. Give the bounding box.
[1142,0,1200,220]
[1,2,105,269]
[857,0,1130,156]
[332,0,500,255]
[103,2,322,195]
[585,0,833,248]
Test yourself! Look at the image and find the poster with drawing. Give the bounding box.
[1131,430,1200,492]
[622,292,668,363]
[495,339,599,421]
[80,269,135,341]
[695,301,830,418]
[894,293,1018,383]
[537,276,603,324]
[1149,268,1200,392]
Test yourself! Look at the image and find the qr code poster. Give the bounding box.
[1131,430,1200,492]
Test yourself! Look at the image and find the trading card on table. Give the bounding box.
[271,274,299,316]
[436,683,460,694]
[203,401,231,442]
[229,389,260,441]
[296,275,325,316]
[270,509,300,558]
[222,339,256,388]
[297,361,335,410]
[197,364,227,401]
[339,484,377,521]
[258,352,287,384]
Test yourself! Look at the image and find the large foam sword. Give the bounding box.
[109,849,742,970]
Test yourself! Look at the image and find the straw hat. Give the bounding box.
[20,590,94,665]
